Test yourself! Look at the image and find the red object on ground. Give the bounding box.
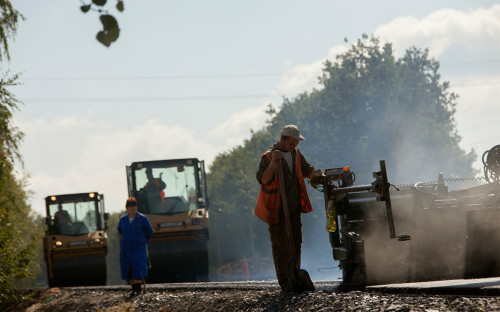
[242,256,249,281]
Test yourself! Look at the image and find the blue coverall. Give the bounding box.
[117,212,153,281]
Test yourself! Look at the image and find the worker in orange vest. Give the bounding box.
[255,125,316,294]
[142,167,166,212]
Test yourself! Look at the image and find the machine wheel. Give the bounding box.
[465,208,500,278]
[339,234,366,286]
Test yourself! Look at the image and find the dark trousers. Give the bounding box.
[269,211,302,292]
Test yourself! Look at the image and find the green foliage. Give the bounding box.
[80,5,91,13]
[116,1,124,12]
[0,176,36,303]
[0,3,39,300]
[0,2,23,61]
[207,35,476,279]
[14,214,45,289]
[0,72,22,162]
[92,0,107,6]
[80,1,124,47]
[96,14,119,47]
[0,77,38,303]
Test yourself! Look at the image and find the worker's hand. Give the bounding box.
[271,150,282,163]
[310,169,324,188]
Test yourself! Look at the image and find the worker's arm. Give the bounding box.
[260,150,281,185]
[158,179,166,190]
[299,150,315,180]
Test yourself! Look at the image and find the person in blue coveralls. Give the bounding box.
[118,197,153,296]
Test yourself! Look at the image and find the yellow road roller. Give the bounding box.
[43,192,108,287]
[126,158,209,283]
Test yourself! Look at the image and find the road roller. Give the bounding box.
[43,192,109,287]
[126,158,210,283]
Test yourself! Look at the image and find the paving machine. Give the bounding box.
[313,145,500,285]
[43,192,108,287]
[126,158,209,283]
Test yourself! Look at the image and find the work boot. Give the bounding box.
[125,287,136,300]
[281,283,293,295]
[132,282,142,295]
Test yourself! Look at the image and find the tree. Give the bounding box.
[0,77,38,302]
[0,1,39,303]
[80,0,124,47]
[206,35,476,280]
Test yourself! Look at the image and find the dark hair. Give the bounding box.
[125,197,138,207]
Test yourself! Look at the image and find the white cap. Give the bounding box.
[281,125,305,141]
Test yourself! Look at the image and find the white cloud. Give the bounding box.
[273,4,500,100]
[451,75,500,169]
[274,60,324,95]
[374,4,500,57]
[208,101,270,150]
[274,45,349,97]
[452,76,500,118]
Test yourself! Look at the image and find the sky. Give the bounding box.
[7,0,500,218]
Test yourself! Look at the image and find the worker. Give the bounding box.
[142,167,166,212]
[144,168,166,199]
[54,204,72,234]
[255,124,316,294]
[118,197,153,297]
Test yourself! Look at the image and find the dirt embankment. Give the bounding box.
[2,285,499,312]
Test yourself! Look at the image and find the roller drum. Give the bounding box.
[147,238,209,283]
[48,254,107,287]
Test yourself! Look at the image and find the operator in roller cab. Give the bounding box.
[54,204,72,234]
[43,192,108,287]
[126,158,210,282]
[139,167,166,213]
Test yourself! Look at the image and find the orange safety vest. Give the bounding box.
[146,179,165,201]
[155,179,165,201]
[255,148,313,224]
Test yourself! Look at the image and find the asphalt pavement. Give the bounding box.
[368,277,500,296]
